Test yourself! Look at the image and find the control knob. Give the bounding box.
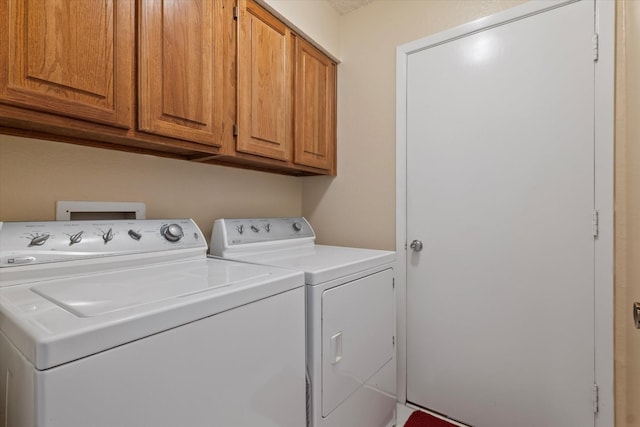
[69,231,83,245]
[102,228,114,244]
[128,229,142,240]
[29,234,50,247]
[292,222,302,232]
[161,224,184,242]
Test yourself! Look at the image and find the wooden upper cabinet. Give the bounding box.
[237,0,294,161]
[138,0,224,146]
[0,0,134,128]
[294,38,337,173]
[0,0,336,175]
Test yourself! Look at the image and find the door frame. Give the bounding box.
[395,1,614,425]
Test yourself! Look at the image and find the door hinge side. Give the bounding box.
[233,6,239,20]
[593,33,599,62]
[233,124,238,137]
[592,209,599,238]
[593,384,599,414]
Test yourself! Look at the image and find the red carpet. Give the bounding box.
[404,410,458,427]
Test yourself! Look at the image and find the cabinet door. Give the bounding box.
[0,0,133,128]
[237,0,294,161]
[294,39,336,172]
[139,0,223,146]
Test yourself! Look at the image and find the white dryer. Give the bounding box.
[0,219,306,427]
[210,217,397,427]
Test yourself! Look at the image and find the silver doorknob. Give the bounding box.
[410,240,423,252]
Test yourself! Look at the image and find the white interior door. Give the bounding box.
[404,2,595,426]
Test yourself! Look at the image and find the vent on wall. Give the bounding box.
[56,201,146,221]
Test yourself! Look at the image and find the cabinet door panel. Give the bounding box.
[139,0,223,146]
[237,0,293,161]
[294,39,336,172]
[0,0,133,128]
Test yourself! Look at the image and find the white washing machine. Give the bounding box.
[210,217,397,427]
[0,219,306,427]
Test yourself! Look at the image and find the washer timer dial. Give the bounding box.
[161,224,184,242]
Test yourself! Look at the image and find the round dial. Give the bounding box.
[161,224,184,242]
[292,222,302,232]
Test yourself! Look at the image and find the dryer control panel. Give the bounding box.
[210,217,315,257]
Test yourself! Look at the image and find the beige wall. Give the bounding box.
[0,135,302,240]
[615,1,640,425]
[301,0,526,249]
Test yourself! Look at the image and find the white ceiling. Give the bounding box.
[325,0,375,15]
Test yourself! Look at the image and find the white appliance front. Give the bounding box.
[210,217,397,427]
[0,219,306,427]
[320,268,394,416]
[1,287,304,427]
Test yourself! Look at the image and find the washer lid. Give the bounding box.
[228,245,396,285]
[0,258,303,370]
[30,263,270,318]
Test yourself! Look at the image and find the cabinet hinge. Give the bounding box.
[592,33,599,62]
[592,210,599,238]
[392,278,395,289]
[392,336,395,347]
[233,124,238,137]
[233,6,239,20]
[593,384,599,414]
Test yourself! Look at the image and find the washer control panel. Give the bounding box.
[213,217,315,247]
[0,219,206,268]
